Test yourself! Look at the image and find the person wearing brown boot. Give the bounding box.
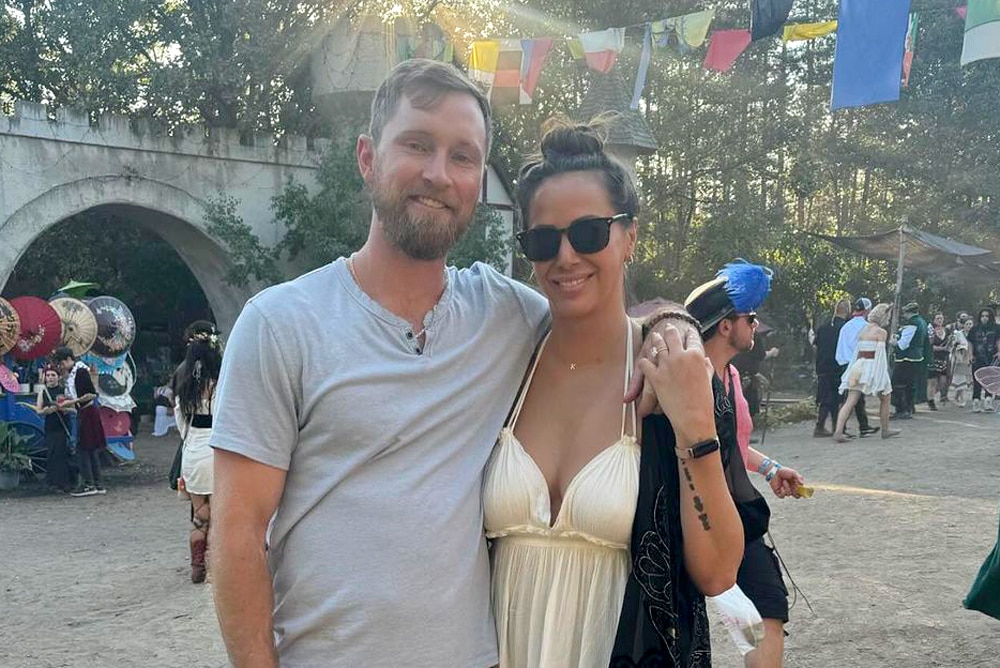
[173,324,222,584]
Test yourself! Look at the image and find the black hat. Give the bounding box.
[685,261,773,334]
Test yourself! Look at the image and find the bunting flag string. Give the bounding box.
[458,2,991,113]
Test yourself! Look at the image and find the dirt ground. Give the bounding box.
[2,403,998,668]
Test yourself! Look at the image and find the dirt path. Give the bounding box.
[2,404,998,667]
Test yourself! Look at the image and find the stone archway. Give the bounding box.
[0,175,250,334]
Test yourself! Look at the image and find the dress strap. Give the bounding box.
[621,321,637,439]
[507,331,551,429]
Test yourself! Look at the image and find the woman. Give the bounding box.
[969,307,998,412]
[35,365,76,493]
[833,303,900,442]
[174,331,222,583]
[483,120,743,667]
[950,319,974,407]
[927,313,950,409]
[71,360,106,495]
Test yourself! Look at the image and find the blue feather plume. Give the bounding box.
[716,259,772,313]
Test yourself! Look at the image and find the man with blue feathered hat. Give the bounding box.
[685,260,806,668]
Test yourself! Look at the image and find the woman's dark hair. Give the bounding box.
[515,115,640,229]
[176,340,222,418]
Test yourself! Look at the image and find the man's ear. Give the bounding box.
[357,134,376,184]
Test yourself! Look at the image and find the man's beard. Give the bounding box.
[370,167,473,261]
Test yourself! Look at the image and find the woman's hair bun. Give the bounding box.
[538,117,607,161]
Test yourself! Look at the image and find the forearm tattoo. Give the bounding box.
[681,462,711,531]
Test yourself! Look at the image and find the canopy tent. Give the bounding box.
[812,225,1000,332]
[811,226,1000,285]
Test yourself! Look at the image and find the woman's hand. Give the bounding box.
[637,326,716,445]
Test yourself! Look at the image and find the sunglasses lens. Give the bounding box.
[568,218,611,255]
[519,228,560,262]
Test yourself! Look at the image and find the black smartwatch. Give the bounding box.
[675,437,721,460]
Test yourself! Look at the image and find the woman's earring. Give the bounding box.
[624,254,634,267]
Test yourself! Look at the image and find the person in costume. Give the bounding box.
[969,307,998,412]
[483,119,743,668]
[812,299,851,437]
[891,302,929,419]
[833,304,900,442]
[52,347,106,495]
[174,328,222,583]
[35,364,76,494]
[927,313,951,410]
[950,318,974,407]
[835,298,880,437]
[685,260,806,668]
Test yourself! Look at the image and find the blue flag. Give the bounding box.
[751,0,794,41]
[830,0,912,110]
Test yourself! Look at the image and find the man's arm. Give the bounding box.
[212,449,287,668]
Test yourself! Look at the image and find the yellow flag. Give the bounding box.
[468,40,500,84]
[782,20,838,42]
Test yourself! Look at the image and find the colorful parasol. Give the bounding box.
[56,280,101,299]
[10,296,62,361]
[49,297,98,357]
[87,296,136,357]
[0,297,20,356]
[0,364,19,393]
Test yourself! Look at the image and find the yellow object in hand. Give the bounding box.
[794,485,814,499]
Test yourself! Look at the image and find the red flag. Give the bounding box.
[703,30,752,73]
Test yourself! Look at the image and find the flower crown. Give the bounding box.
[189,330,221,350]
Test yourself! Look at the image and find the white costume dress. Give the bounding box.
[840,340,892,396]
[175,397,214,496]
[483,327,640,668]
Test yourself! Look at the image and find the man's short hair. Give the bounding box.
[368,59,493,158]
[51,346,75,363]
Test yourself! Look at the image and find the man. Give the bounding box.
[835,297,879,437]
[891,301,929,419]
[686,261,805,668]
[732,328,779,421]
[210,59,687,667]
[812,299,851,437]
[968,307,997,412]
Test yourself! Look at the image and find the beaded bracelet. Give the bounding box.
[643,310,703,338]
[757,457,773,476]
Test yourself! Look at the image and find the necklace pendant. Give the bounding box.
[570,363,577,370]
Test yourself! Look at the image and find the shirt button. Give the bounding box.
[415,348,422,355]
[406,331,414,339]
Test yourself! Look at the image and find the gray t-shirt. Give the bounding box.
[211,259,548,667]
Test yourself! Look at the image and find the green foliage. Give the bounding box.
[204,196,283,286]
[0,421,34,473]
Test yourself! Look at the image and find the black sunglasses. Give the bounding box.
[733,313,758,326]
[516,213,633,262]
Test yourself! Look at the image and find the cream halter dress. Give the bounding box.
[483,325,641,668]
